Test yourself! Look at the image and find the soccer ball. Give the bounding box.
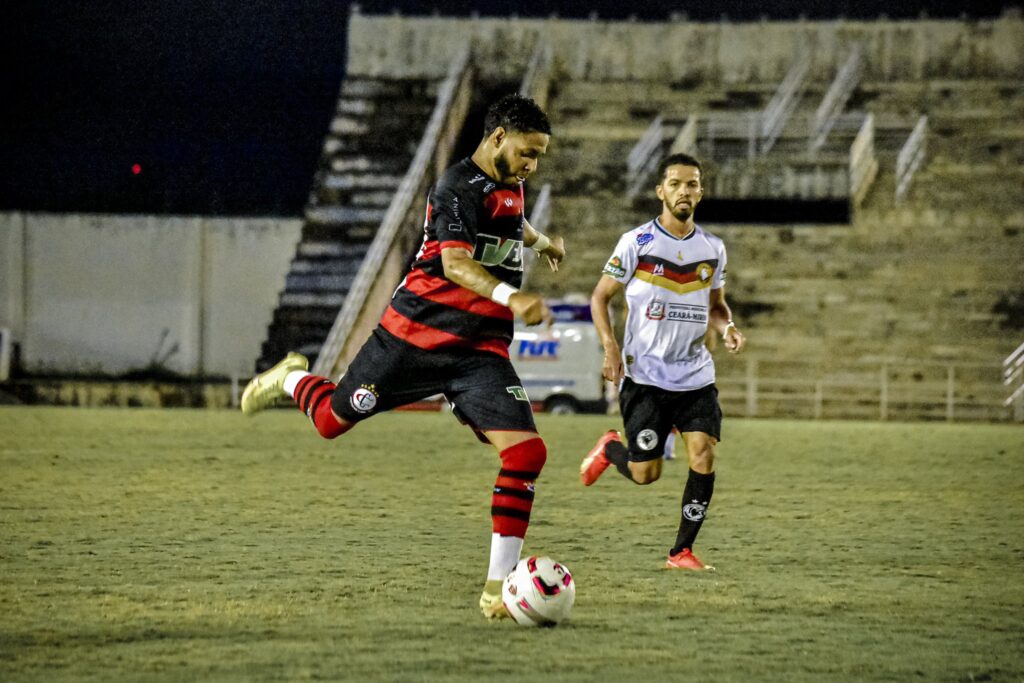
[502,556,576,627]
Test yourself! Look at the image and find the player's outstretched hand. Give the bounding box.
[541,236,565,272]
[509,292,553,327]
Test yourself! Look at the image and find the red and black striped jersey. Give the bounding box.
[380,158,526,358]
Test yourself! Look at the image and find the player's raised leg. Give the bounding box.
[241,352,351,439]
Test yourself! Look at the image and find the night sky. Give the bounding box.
[3,0,1013,216]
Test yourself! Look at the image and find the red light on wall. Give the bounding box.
[131,163,142,175]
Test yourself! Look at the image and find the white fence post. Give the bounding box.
[746,357,758,417]
[946,365,956,422]
[880,363,889,421]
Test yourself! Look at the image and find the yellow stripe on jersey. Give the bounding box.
[634,269,715,295]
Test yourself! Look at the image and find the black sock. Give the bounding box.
[671,469,715,555]
[605,439,634,481]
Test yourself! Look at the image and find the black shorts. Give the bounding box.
[619,377,722,462]
[332,327,537,436]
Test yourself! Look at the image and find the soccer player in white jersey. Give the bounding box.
[580,152,746,571]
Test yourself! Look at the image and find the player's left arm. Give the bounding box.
[523,218,565,272]
[709,287,746,354]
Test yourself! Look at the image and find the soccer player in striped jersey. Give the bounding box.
[241,94,565,618]
[580,153,746,571]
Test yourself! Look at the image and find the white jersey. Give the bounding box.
[602,218,727,392]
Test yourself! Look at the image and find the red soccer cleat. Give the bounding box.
[580,430,620,486]
[665,548,715,571]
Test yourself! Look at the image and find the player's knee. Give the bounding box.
[312,405,352,440]
[689,444,715,473]
[500,437,547,474]
[629,462,662,485]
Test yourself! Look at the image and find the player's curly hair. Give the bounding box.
[484,93,551,137]
[658,153,703,180]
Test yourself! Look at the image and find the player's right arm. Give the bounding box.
[441,248,552,326]
[591,274,625,383]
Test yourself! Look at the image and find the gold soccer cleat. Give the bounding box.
[240,352,308,415]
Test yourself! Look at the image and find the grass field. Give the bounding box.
[1,407,1022,682]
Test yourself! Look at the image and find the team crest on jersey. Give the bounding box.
[474,234,523,270]
[350,384,379,413]
[646,300,665,320]
[636,233,654,246]
[604,256,626,278]
[697,262,714,282]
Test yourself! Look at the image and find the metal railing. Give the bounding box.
[1003,340,1024,422]
[717,356,1013,422]
[626,115,665,200]
[520,38,555,110]
[520,183,553,289]
[312,47,473,378]
[809,45,862,153]
[849,113,879,206]
[669,114,699,156]
[895,115,929,203]
[760,51,812,155]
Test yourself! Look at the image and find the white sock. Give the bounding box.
[283,370,311,398]
[487,533,524,582]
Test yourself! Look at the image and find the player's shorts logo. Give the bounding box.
[506,386,530,402]
[350,385,379,413]
[682,502,707,521]
[636,429,658,451]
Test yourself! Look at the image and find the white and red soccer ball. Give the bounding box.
[502,555,576,626]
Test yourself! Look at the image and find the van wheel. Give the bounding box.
[546,396,580,415]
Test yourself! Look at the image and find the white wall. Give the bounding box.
[0,213,301,377]
[347,12,1024,82]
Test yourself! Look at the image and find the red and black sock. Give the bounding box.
[671,469,715,555]
[491,438,547,538]
[293,375,345,439]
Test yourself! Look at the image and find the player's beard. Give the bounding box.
[668,202,694,221]
[494,154,517,185]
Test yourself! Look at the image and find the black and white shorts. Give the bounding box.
[332,327,537,436]
[619,377,722,462]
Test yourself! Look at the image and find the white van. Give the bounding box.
[511,303,607,414]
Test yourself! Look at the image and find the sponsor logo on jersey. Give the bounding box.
[448,222,462,233]
[666,303,708,324]
[474,233,524,270]
[350,384,379,413]
[506,386,530,401]
[636,429,658,451]
[646,300,665,320]
[604,255,627,278]
[636,233,654,246]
